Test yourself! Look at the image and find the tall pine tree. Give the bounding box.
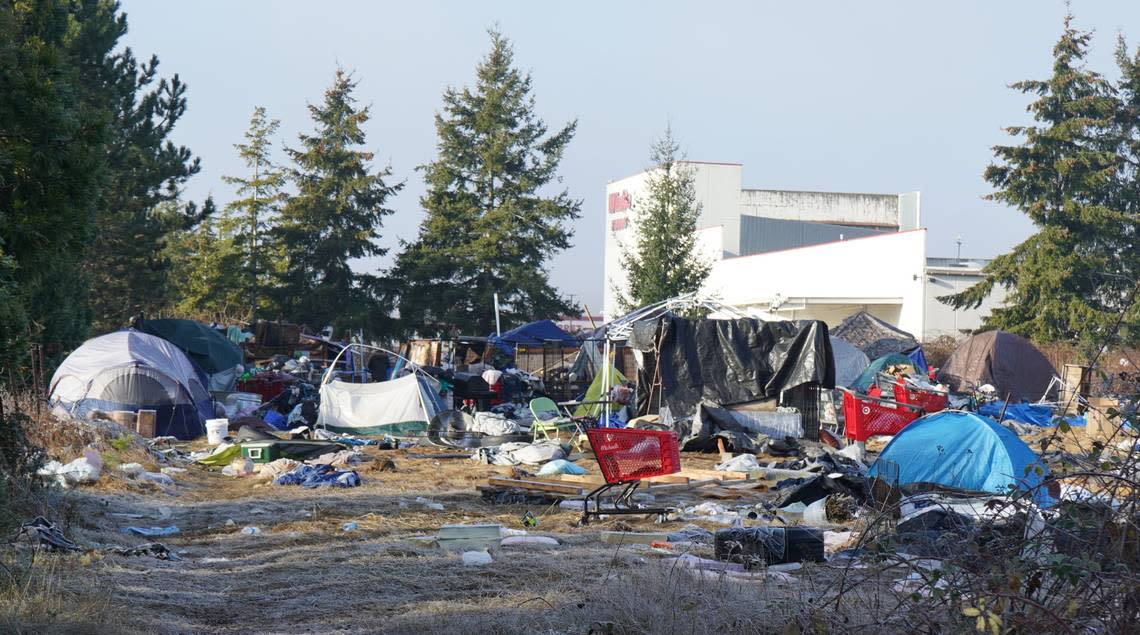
[82,31,204,332]
[941,16,1139,347]
[0,0,115,367]
[615,127,711,313]
[272,69,402,333]
[219,106,287,317]
[392,30,581,337]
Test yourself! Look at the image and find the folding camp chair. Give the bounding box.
[529,397,582,443]
[580,428,681,525]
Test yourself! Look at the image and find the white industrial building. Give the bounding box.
[603,161,1003,341]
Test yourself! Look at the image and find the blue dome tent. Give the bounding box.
[49,330,214,440]
[869,411,1049,498]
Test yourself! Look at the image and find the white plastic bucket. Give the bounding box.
[205,419,230,445]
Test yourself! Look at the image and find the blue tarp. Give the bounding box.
[489,320,579,355]
[850,352,915,392]
[869,411,1050,500]
[977,401,1087,427]
[906,347,928,374]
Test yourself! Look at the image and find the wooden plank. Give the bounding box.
[487,477,584,496]
[644,474,691,485]
[676,468,749,481]
[556,473,688,485]
[555,474,604,484]
[640,478,719,493]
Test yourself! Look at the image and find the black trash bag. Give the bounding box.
[715,527,825,567]
[671,403,770,453]
[776,471,869,507]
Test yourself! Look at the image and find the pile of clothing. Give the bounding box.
[273,464,361,488]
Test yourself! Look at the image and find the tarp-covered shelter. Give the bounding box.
[49,330,213,439]
[831,311,919,361]
[317,373,446,436]
[628,315,835,418]
[489,319,579,356]
[850,352,916,392]
[573,365,627,418]
[137,318,243,392]
[830,336,870,388]
[937,330,1057,402]
[869,411,1049,499]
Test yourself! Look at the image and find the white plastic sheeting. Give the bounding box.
[830,336,870,388]
[317,374,444,436]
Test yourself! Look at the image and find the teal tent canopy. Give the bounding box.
[849,352,915,392]
[138,319,242,374]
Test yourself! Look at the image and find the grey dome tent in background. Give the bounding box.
[48,330,214,440]
[831,310,919,360]
[829,336,870,388]
[936,330,1058,403]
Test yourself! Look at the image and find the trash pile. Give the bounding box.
[26,304,1139,607]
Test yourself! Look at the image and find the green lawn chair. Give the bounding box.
[529,397,581,444]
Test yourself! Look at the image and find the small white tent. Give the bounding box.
[317,374,446,436]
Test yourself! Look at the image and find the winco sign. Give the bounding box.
[607,191,631,231]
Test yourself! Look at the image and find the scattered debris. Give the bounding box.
[123,525,180,537]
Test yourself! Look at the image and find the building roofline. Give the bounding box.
[607,160,742,184]
[741,187,908,198]
[723,227,927,262]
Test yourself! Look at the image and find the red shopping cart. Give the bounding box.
[877,373,949,414]
[581,428,682,525]
[841,389,925,442]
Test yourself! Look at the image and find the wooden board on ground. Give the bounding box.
[486,477,584,496]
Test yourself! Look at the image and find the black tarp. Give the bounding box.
[635,315,835,418]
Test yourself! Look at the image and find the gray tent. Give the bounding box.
[830,336,870,388]
[831,311,919,360]
[936,330,1056,402]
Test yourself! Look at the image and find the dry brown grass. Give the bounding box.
[0,545,123,634]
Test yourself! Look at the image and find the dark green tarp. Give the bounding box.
[138,319,242,374]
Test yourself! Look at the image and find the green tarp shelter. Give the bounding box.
[138,319,243,375]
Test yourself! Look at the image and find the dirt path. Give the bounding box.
[62,449,745,634]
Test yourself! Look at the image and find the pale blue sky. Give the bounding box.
[122,0,1140,311]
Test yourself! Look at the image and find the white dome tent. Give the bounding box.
[49,330,214,439]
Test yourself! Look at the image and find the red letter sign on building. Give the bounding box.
[607,191,631,214]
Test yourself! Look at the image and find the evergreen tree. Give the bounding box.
[272,69,402,333]
[0,0,114,368]
[165,202,237,320]
[941,17,1139,347]
[80,7,204,332]
[1111,36,1140,309]
[219,106,287,317]
[615,127,711,313]
[392,30,581,337]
